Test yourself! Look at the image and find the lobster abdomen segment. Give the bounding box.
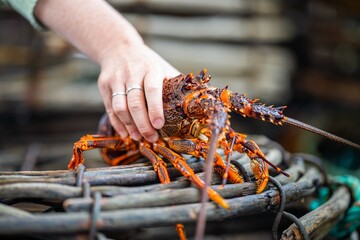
[220,89,287,125]
[221,88,360,150]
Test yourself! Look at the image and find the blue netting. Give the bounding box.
[310,175,360,238]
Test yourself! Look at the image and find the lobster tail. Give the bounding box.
[221,89,360,150]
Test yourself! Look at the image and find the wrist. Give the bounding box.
[98,38,146,68]
[98,29,144,65]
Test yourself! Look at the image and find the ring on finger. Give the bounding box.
[112,91,127,98]
[126,84,143,95]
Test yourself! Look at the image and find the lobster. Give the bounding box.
[68,69,360,239]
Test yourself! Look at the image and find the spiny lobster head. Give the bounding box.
[163,69,211,98]
[181,70,231,137]
[161,69,230,138]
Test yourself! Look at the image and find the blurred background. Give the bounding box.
[0,0,359,175]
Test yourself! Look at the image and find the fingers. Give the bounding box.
[98,73,128,139]
[144,69,164,129]
[112,89,140,139]
[110,70,142,141]
[98,46,180,143]
[143,52,180,130]
[126,82,158,142]
[100,69,159,142]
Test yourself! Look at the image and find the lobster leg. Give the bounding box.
[101,149,141,166]
[68,135,137,169]
[166,137,244,185]
[228,133,270,193]
[153,142,229,209]
[138,142,187,240]
[139,142,170,185]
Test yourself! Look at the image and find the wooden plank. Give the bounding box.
[314,0,360,17]
[0,58,103,110]
[145,37,293,102]
[0,37,294,106]
[110,0,282,15]
[125,14,294,42]
[145,37,294,75]
[296,70,360,105]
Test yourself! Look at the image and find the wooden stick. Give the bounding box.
[63,160,305,212]
[0,148,297,203]
[0,162,204,186]
[281,186,351,240]
[0,166,321,235]
[0,203,33,218]
[0,178,190,202]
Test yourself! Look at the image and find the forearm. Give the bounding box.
[34,0,144,64]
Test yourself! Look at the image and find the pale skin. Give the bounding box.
[34,0,179,142]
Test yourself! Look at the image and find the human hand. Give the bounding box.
[34,0,179,142]
[98,43,180,142]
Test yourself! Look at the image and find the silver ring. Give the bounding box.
[112,92,126,98]
[126,85,143,95]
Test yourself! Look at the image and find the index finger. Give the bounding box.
[144,70,165,129]
[126,81,159,142]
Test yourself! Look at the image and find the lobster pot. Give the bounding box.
[110,0,296,103]
[0,135,355,239]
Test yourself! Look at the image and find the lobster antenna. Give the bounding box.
[195,128,222,240]
[221,132,237,188]
[284,117,360,150]
[257,154,290,177]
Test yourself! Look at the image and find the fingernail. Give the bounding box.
[153,118,164,129]
[119,131,128,139]
[148,134,158,143]
[131,132,141,141]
